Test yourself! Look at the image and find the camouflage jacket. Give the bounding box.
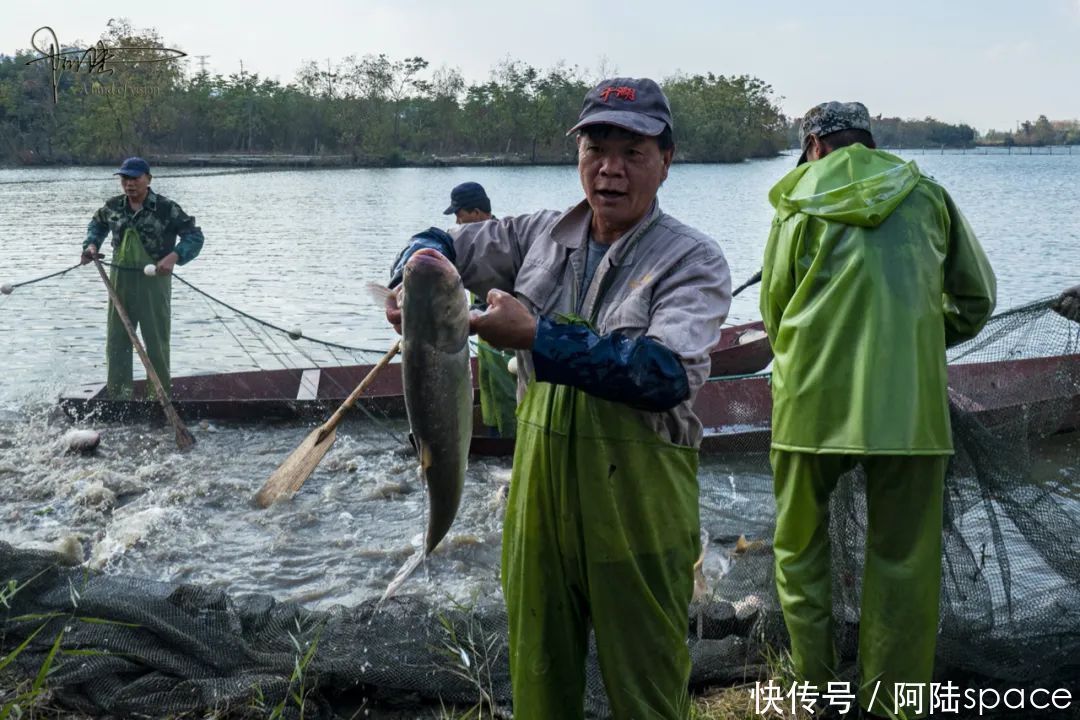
[85,189,204,264]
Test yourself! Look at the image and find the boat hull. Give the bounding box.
[60,322,772,424]
[60,321,1077,457]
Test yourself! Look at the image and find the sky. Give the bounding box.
[3,0,1078,133]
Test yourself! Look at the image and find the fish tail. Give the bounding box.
[376,548,426,607]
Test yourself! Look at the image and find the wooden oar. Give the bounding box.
[92,257,195,450]
[254,339,401,508]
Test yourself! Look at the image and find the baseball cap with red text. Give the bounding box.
[567,77,673,137]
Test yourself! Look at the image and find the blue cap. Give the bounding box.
[444,182,491,215]
[114,157,151,177]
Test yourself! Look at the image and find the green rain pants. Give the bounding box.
[770,451,946,718]
[477,340,517,438]
[106,228,172,399]
[502,382,700,720]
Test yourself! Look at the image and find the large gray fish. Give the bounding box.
[373,248,472,601]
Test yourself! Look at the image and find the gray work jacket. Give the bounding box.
[449,199,731,448]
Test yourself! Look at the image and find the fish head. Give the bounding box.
[401,249,470,349]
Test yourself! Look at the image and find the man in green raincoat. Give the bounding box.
[386,78,731,719]
[443,181,518,438]
[81,157,204,399]
[760,102,996,718]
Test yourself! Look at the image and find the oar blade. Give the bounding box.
[175,425,196,450]
[252,340,399,509]
[163,404,195,450]
[254,424,338,508]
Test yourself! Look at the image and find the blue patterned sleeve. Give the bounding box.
[388,227,456,288]
[530,316,689,412]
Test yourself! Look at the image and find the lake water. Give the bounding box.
[0,153,1077,607]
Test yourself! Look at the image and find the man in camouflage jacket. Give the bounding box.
[82,157,204,398]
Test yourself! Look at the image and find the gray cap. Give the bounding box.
[567,77,673,137]
[797,101,872,165]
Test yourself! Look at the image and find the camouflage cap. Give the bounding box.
[797,101,872,165]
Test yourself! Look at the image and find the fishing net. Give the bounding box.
[694,298,1080,691]
[2,297,1079,718]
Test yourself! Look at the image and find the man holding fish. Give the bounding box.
[385,77,731,719]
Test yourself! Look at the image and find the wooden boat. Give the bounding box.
[472,353,1080,456]
[58,321,772,424]
[61,320,1079,456]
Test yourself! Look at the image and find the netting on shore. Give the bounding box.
[1,298,1078,718]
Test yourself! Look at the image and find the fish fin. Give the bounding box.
[412,438,432,471]
[366,282,398,305]
[377,548,426,607]
[694,529,709,573]
[734,534,750,554]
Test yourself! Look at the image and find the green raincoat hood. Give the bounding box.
[769,144,920,228]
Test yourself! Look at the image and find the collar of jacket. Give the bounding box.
[120,188,159,213]
[548,198,662,266]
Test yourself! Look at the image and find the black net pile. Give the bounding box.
[0,543,588,718]
[2,298,1078,718]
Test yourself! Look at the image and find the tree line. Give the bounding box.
[784,114,1079,150]
[0,20,788,166]
[6,21,1070,166]
[981,116,1080,147]
[784,115,979,149]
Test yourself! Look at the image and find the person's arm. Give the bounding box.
[529,244,731,412]
[530,318,692,412]
[82,206,109,263]
[169,202,204,266]
[941,192,996,346]
[388,211,560,292]
[385,211,557,333]
[759,214,805,344]
[388,228,457,288]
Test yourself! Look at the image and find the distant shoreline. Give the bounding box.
[2,145,1076,171]
[1,153,571,170]
[0,152,779,170]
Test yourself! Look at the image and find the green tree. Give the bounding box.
[0,22,809,165]
[1031,115,1055,146]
